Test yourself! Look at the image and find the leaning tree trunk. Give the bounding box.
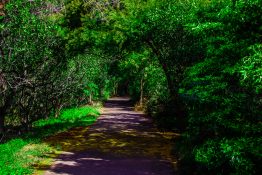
[147,39,187,130]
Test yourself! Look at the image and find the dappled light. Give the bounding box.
[1,0,261,174]
[37,98,178,175]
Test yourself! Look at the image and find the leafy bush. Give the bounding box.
[178,1,262,174]
[0,106,99,175]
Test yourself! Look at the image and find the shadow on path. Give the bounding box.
[40,97,178,175]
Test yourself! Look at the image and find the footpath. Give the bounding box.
[42,97,177,175]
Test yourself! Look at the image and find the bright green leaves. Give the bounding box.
[236,44,262,94]
[0,139,32,175]
[49,1,262,174]
[120,51,149,72]
[2,0,61,63]
[83,83,99,100]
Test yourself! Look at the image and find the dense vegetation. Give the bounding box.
[0,0,261,174]
[0,106,99,174]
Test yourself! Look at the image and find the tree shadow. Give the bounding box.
[40,150,175,175]
[36,97,179,175]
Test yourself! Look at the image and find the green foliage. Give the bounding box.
[1,0,261,174]
[235,44,262,94]
[0,0,110,132]
[33,106,99,137]
[194,137,261,175]
[0,106,99,175]
[60,1,262,173]
[0,139,31,175]
[0,0,66,129]
[178,0,262,174]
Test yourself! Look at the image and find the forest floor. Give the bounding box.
[38,97,178,175]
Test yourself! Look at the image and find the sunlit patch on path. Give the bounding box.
[40,97,178,175]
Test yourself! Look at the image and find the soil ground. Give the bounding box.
[42,97,178,175]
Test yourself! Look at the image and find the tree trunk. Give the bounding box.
[55,103,63,118]
[146,39,177,97]
[0,107,5,134]
[140,75,144,106]
[114,82,118,96]
[89,93,93,104]
[0,93,13,134]
[146,39,186,128]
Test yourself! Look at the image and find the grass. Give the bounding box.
[0,106,100,175]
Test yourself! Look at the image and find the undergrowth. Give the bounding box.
[0,106,99,175]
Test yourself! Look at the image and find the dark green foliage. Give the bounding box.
[0,0,111,134]
[1,0,65,131]
[61,1,261,173]
[0,0,261,174]
[178,0,262,174]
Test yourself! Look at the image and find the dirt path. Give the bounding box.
[43,97,178,175]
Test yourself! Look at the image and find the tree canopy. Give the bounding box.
[0,0,261,174]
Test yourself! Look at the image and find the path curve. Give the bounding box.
[43,97,177,175]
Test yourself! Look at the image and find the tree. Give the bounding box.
[22,0,261,173]
[178,0,262,173]
[0,0,65,131]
